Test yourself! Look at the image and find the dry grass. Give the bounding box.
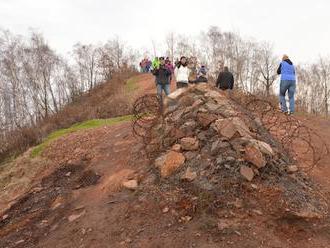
[0,69,138,164]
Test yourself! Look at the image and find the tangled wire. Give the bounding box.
[229,91,329,171]
[132,88,329,170]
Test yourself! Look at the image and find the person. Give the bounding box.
[277,55,296,115]
[190,65,208,83]
[216,66,234,90]
[174,56,190,88]
[152,57,160,70]
[146,59,152,73]
[165,57,175,81]
[152,57,171,98]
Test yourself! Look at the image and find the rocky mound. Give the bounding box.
[136,84,327,219]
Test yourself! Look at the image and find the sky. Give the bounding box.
[0,0,329,64]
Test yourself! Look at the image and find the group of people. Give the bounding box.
[151,56,234,97]
[147,54,296,116]
[139,58,152,73]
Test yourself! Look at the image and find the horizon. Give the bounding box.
[1,0,329,64]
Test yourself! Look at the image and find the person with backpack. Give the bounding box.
[152,57,171,97]
[216,66,234,90]
[174,56,190,88]
[277,55,296,115]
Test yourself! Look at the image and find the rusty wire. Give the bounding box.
[132,94,164,159]
[132,88,329,170]
[229,91,329,171]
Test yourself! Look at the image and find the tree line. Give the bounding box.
[0,25,329,143]
[162,27,330,116]
[0,29,137,140]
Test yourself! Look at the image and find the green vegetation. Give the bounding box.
[126,76,139,92]
[31,115,133,158]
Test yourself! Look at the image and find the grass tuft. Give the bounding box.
[30,115,133,158]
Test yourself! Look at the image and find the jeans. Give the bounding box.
[157,84,170,96]
[279,80,296,113]
[156,84,170,113]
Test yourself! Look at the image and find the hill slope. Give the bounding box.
[1,74,330,248]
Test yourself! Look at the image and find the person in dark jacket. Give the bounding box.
[277,55,296,115]
[216,66,234,90]
[152,57,171,97]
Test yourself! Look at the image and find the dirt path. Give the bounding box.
[1,74,330,248]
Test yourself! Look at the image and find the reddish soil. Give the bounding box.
[1,74,330,248]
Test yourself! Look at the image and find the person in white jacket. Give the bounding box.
[174,56,190,89]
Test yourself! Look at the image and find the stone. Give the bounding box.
[205,102,220,112]
[192,99,204,108]
[216,156,224,165]
[196,179,214,191]
[181,120,197,135]
[155,154,166,168]
[181,167,197,182]
[160,151,186,178]
[171,144,182,152]
[211,140,220,155]
[240,138,274,156]
[168,88,187,100]
[180,137,199,151]
[197,113,218,128]
[226,156,236,163]
[244,145,267,169]
[184,151,197,160]
[170,128,186,139]
[122,180,138,190]
[162,207,169,213]
[287,165,298,173]
[15,240,25,245]
[213,117,252,140]
[240,166,254,181]
[51,196,65,210]
[233,199,243,209]
[197,131,208,141]
[2,214,9,220]
[68,210,86,222]
[252,210,263,216]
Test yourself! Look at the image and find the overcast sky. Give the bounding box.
[0,0,329,63]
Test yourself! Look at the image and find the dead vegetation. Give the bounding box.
[0,70,138,164]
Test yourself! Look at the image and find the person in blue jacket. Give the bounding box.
[277,55,296,115]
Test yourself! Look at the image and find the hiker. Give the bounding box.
[146,59,152,73]
[165,57,175,81]
[174,56,190,88]
[277,55,296,115]
[216,66,234,90]
[152,57,171,97]
[152,57,160,71]
[190,65,208,84]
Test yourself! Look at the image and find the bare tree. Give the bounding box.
[255,43,278,96]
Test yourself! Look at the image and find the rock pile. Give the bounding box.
[153,84,281,182]
[142,84,326,219]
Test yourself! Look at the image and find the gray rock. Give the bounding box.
[195,179,214,191]
[197,131,208,141]
[185,151,197,160]
[226,157,236,162]
[205,102,219,112]
[216,156,224,165]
